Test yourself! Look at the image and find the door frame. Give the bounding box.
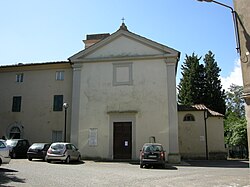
[108,112,136,160]
[113,122,132,159]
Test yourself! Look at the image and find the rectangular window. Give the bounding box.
[88,128,98,146]
[113,63,133,86]
[53,95,63,111]
[12,96,22,112]
[16,73,24,82]
[56,71,64,80]
[52,131,62,142]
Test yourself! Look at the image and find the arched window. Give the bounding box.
[9,126,21,139]
[183,114,195,121]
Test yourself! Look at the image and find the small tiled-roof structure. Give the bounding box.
[178,104,224,117]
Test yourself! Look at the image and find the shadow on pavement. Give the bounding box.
[144,165,178,170]
[48,160,85,165]
[0,168,26,186]
[129,162,178,170]
[182,160,249,168]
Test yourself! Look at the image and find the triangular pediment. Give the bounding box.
[69,26,180,62]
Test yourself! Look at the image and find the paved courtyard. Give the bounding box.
[0,159,249,187]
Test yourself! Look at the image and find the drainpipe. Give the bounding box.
[204,110,209,160]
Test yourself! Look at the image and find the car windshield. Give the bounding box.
[144,144,163,152]
[6,140,18,147]
[51,143,64,150]
[30,143,45,149]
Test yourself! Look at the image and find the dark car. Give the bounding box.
[6,139,30,158]
[140,143,165,169]
[27,143,51,161]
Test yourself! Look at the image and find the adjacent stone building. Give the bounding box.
[178,104,225,160]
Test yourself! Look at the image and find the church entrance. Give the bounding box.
[113,122,132,159]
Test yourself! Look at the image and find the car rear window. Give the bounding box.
[51,143,64,150]
[143,145,163,152]
[30,143,45,149]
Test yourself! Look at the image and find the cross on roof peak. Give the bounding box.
[119,17,128,31]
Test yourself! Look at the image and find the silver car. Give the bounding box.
[46,142,81,164]
[0,139,11,165]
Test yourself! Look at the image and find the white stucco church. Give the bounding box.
[68,23,181,163]
[0,23,226,163]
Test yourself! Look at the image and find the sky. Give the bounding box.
[0,0,243,90]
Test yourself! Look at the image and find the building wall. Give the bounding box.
[234,0,250,161]
[178,111,225,159]
[207,116,226,159]
[0,63,227,160]
[75,59,172,160]
[0,63,72,144]
[178,111,206,158]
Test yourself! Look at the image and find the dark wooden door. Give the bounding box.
[113,122,132,159]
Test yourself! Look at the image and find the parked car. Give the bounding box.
[139,143,165,169]
[6,139,30,158]
[0,139,11,165]
[46,142,81,164]
[27,143,51,161]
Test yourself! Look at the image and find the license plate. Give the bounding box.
[148,155,157,158]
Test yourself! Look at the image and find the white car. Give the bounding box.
[46,142,81,164]
[0,139,11,165]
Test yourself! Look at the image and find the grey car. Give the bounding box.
[46,142,81,164]
[140,143,166,169]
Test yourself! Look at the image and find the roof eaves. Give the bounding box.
[178,104,224,117]
[0,61,70,68]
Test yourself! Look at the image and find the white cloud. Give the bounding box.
[220,58,243,91]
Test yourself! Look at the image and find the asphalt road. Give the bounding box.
[0,159,249,187]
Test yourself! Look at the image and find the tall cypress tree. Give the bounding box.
[203,51,226,114]
[178,53,202,105]
[178,51,225,115]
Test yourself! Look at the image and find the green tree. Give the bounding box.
[178,53,204,105]
[225,84,245,117]
[203,51,226,114]
[224,84,248,158]
[178,51,225,115]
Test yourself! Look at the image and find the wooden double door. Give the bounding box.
[113,122,132,159]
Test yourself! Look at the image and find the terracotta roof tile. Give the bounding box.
[178,104,224,117]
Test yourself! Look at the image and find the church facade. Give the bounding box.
[68,23,180,162]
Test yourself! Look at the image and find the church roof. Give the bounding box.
[68,23,180,63]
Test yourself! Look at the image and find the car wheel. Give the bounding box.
[28,157,32,161]
[77,155,81,162]
[47,159,51,163]
[65,156,70,164]
[145,164,150,169]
